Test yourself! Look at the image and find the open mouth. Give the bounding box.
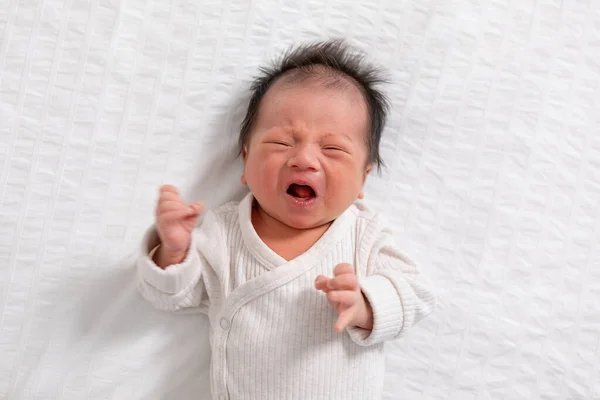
[286,183,316,200]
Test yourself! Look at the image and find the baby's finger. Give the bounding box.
[188,201,204,216]
[314,275,330,292]
[333,263,354,276]
[159,190,185,203]
[160,184,179,193]
[334,309,354,332]
[327,273,357,290]
[327,290,357,307]
[157,200,188,216]
[158,209,191,223]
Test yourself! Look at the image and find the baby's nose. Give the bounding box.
[287,145,320,171]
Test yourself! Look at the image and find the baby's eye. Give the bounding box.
[323,146,347,153]
[267,141,291,147]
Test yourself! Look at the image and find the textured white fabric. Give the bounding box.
[2,1,600,399]
[137,193,436,400]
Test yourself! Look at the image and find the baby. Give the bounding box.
[137,39,436,400]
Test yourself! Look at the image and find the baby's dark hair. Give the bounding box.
[239,38,390,170]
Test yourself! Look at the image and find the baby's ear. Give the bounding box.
[240,147,249,184]
[358,164,373,199]
[363,164,373,181]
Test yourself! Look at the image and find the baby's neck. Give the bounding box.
[251,205,332,262]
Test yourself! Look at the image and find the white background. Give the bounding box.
[1,0,599,399]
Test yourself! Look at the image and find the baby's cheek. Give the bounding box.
[248,153,269,174]
[259,164,277,182]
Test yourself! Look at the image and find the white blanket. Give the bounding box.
[1,0,599,399]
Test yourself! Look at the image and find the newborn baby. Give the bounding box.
[137,38,437,400]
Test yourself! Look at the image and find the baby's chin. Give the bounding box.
[277,214,335,231]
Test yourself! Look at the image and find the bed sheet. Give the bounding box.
[1,0,600,399]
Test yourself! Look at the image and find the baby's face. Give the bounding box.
[242,79,372,230]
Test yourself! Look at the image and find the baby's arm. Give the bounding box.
[349,220,437,345]
[137,185,214,313]
[137,228,211,312]
[316,216,437,345]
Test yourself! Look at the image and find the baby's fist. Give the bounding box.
[315,263,373,333]
[154,185,204,267]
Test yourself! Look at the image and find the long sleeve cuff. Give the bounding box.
[137,227,200,295]
[347,274,404,346]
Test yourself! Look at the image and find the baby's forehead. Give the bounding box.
[253,82,369,144]
[264,81,367,119]
[264,69,368,110]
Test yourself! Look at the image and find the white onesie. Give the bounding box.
[137,192,436,400]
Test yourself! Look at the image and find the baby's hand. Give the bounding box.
[315,264,373,333]
[154,185,204,268]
